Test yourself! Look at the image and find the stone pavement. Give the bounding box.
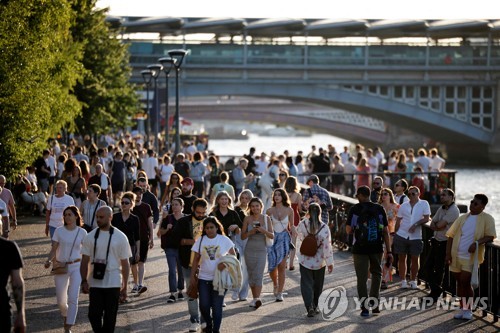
[9,214,500,332]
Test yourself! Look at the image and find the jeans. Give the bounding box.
[353,252,383,309]
[54,262,81,325]
[165,248,184,292]
[198,279,226,333]
[423,238,447,298]
[49,226,57,239]
[182,267,201,324]
[300,265,326,310]
[88,287,120,333]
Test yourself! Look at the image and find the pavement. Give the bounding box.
[9,213,500,333]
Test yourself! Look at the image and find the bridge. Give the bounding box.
[111,17,500,162]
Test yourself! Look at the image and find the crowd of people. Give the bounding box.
[0,134,497,333]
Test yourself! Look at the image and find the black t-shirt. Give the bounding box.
[174,162,190,178]
[0,239,23,315]
[210,209,242,236]
[34,157,49,179]
[160,214,185,249]
[142,191,159,225]
[112,212,140,246]
[346,202,388,254]
[179,194,197,215]
[132,202,153,241]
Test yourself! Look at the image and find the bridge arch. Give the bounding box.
[181,81,493,144]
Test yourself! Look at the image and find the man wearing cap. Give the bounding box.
[346,185,392,316]
[179,178,197,215]
[137,177,159,228]
[302,174,333,223]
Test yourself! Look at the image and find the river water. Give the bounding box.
[209,133,500,233]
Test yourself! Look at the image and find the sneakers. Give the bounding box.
[254,299,262,309]
[314,307,320,315]
[409,280,418,289]
[137,285,148,294]
[360,308,370,317]
[231,292,239,301]
[401,280,408,289]
[222,302,227,308]
[167,294,176,303]
[307,307,315,317]
[249,299,256,307]
[454,309,473,320]
[189,322,200,332]
[381,281,388,290]
[276,293,284,302]
[177,292,184,301]
[131,285,139,293]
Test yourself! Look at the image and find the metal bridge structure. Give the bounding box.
[109,16,500,162]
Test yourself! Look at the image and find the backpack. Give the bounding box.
[353,204,383,247]
[399,194,407,205]
[300,223,325,257]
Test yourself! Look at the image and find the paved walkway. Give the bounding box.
[9,214,500,332]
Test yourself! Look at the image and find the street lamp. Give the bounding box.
[158,56,176,153]
[141,69,154,146]
[167,49,189,155]
[147,64,162,153]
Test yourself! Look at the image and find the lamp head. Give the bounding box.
[158,57,176,74]
[168,49,189,68]
[147,64,163,78]
[141,69,153,84]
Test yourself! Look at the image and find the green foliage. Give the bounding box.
[71,0,138,136]
[0,0,82,179]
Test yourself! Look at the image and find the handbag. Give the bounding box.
[186,236,203,299]
[51,229,80,275]
[264,217,274,248]
[471,241,480,289]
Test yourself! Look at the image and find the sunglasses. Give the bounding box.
[409,192,419,196]
[373,182,381,185]
[470,200,481,206]
[279,174,286,177]
[382,193,390,196]
[394,184,402,187]
[121,201,131,205]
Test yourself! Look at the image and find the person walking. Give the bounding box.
[266,189,295,302]
[296,203,334,317]
[45,180,75,239]
[346,186,392,316]
[285,176,302,271]
[80,206,131,333]
[44,206,87,332]
[190,217,236,333]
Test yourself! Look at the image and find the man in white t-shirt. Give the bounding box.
[45,149,57,194]
[142,149,159,196]
[366,149,379,175]
[394,186,430,289]
[255,153,268,175]
[45,180,75,240]
[80,206,131,332]
[445,194,496,321]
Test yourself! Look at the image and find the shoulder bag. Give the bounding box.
[51,229,80,275]
[471,241,480,289]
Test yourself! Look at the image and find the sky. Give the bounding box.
[96,0,500,19]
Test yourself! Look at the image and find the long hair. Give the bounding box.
[167,172,183,187]
[284,176,300,194]
[211,191,233,213]
[63,205,82,227]
[272,188,290,207]
[378,187,396,204]
[201,216,226,236]
[247,197,263,215]
[308,203,322,234]
[169,187,182,201]
[236,189,253,208]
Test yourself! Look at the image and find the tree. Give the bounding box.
[0,0,82,178]
[71,0,138,137]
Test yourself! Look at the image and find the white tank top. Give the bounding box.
[271,215,289,233]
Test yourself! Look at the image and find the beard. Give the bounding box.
[194,215,205,221]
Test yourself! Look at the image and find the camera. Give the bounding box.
[93,259,107,280]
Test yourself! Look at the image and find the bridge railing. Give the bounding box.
[314,183,500,322]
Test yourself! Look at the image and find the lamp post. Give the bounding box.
[167,49,188,155]
[147,64,162,153]
[141,69,154,145]
[158,56,176,153]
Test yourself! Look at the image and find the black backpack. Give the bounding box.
[227,170,236,188]
[354,205,383,247]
